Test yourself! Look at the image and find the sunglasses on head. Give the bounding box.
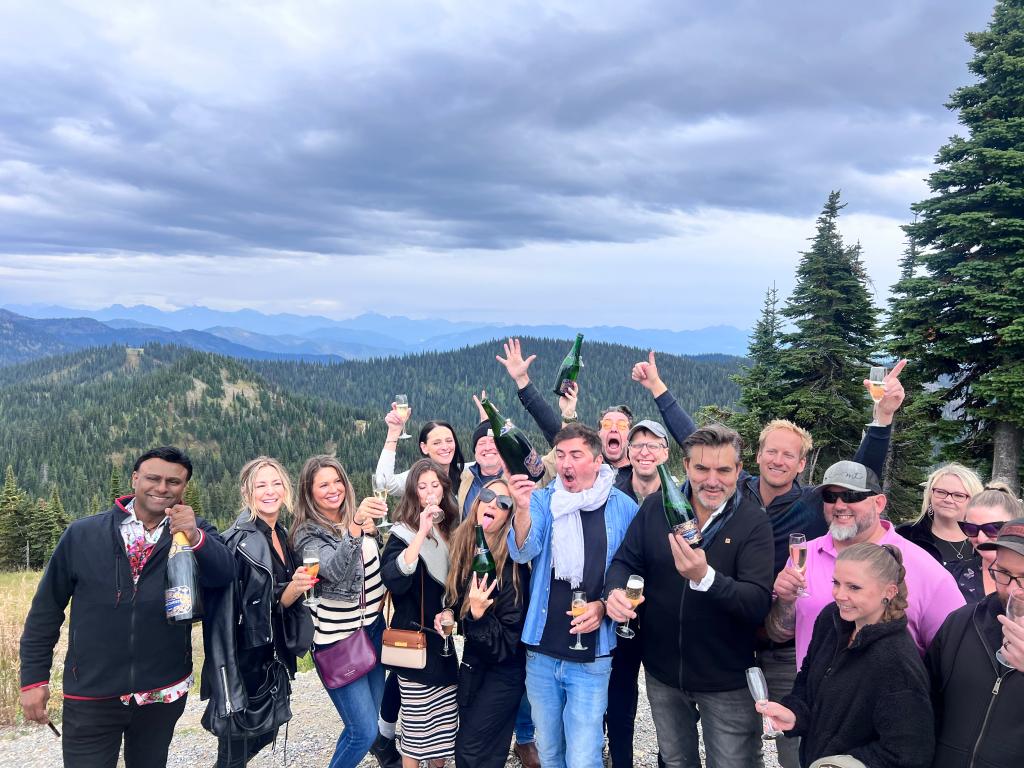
[821,488,874,505]
[479,487,513,511]
[957,520,1006,538]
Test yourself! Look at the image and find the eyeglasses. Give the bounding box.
[600,419,630,431]
[957,520,1006,538]
[478,487,513,511]
[987,567,1024,591]
[932,488,971,503]
[821,488,874,505]
[628,441,667,454]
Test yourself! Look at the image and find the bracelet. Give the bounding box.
[562,414,578,423]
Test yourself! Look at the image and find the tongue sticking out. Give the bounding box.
[481,512,496,531]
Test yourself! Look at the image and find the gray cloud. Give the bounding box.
[0,0,996,262]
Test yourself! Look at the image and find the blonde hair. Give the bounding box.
[965,488,1022,520]
[915,462,984,523]
[238,456,293,522]
[758,419,813,459]
[837,543,908,623]
[444,479,522,617]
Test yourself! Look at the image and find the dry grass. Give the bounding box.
[0,572,66,725]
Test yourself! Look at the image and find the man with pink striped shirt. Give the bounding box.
[766,460,965,667]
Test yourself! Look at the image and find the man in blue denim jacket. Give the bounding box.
[507,423,639,768]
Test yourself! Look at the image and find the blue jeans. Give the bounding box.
[321,617,386,768]
[645,675,763,768]
[514,691,535,744]
[525,650,612,768]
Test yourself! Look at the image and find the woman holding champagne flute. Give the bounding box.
[202,457,315,767]
[756,543,934,768]
[291,456,388,768]
[375,405,467,498]
[441,477,532,768]
[380,460,460,768]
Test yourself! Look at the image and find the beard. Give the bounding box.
[830,520,860,542]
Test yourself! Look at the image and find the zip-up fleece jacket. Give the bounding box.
[20,495,233,698]
[926,594,1022,768]
[605,488,774,692]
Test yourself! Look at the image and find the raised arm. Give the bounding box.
[632,351,696,448]
[497,338,562,445]
[853,359,907,477]
[374,407,411,495]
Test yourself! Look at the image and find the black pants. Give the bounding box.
[455,662,525,768]
[381,670,401,724]
[62,695,188,768]
[216,728,278,768]
[606,632,644,767]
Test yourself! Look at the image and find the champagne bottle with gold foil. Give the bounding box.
[165,531,203,624]
[481,397,545,482]
[658,464,702,548]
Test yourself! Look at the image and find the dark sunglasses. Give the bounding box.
[479,487,513,511]
[821,488,874,505]
[957,520,1006,538]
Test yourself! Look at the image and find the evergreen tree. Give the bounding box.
[776,191,878,481]
[902,0,1024,492]
[729,285,784,461]
[0,466,29,569]
[184,479,205,519]
[108,463,125,503]
[25,498,53,569]
[50,487,70,541]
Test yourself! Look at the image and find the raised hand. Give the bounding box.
[559,380,579,420]
[496,338,536,388]
[468,573,498,619]
[866,358,907,426]
[632,350,667,397]
[472,390,489,422]
[667,531,709,583]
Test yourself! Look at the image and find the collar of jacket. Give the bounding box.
[743,473,803,511]
[225,510,281,569]
[831,607,909,650]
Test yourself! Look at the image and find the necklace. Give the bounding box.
[935,534,970,561]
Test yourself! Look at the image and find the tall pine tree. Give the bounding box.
[0,466,29,569]
[776,191,878,481]
[107,463,125,503]
[902,0,1024,491]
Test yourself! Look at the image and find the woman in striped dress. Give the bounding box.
[381,459,460,768]
[291,456,388,768]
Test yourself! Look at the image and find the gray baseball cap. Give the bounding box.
[821,461,882,494]
[627,419,668,443]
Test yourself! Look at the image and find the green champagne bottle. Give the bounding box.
[481,397,546,482]
[472,524,497,581]
[657,464,702,548]
[165,531,204,624]
[552,333,584,396]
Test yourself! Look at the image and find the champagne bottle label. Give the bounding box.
[475,546,488,557]
[672,519,703,548]
[499,419,514,437]
[523,448,543,478]
[165,585,194,619]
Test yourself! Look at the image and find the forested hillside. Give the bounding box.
[0,340,742,534]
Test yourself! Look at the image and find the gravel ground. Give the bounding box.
[0,666,780,768]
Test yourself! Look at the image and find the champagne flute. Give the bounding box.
[570,590,588,651]
[372,475,393,534]
[745,666,783,740]
[996,588,1022,667]
[302,545,320,608]
[789,533,809,598]
[868,366,887,403]
[395,394,412,439]
[427,493,443,523]
[616,575,644,639]
[440,609,456,657]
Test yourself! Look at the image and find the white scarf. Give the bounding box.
[550,464,616,588]
[389,522,450,585]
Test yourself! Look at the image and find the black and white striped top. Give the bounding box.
[313,537,385,644]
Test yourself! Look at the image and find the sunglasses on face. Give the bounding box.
[600,419,630,431]
[957,520,1006,538]
[479,487,513,511]
[821,488,874,505]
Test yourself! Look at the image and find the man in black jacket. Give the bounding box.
[925,518,1024,768]
[19,446,234,768]
[606,424,774,768]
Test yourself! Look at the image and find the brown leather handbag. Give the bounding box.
[381,570,427,670]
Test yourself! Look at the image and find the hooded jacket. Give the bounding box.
[20,496,233,698]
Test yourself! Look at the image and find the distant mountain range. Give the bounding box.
[2,303,750,365]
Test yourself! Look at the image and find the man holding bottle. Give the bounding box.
[19,446,234,768]
[606,424,775,768]
[508,423,639,768]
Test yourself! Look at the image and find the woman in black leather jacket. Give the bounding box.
[202,456,315,767]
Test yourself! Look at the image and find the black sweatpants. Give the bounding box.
[455,662,525,768]
[62,695,188,768]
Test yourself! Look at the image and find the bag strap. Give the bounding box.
[382,558,426,631]
[419,567,425,629]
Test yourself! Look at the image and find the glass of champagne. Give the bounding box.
[790,533,809,598]
[395,394,412,439]
[570,590,589,651]
[372,475,393,534]
[745,666,783,740]
[996,588,1022,667]
[427,493,443,523]
[868,366,887,403]
[616,575,644,639]
[302,545,320,608]
[440,609,456,657]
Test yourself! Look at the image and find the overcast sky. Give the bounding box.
[0,0,998,330]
